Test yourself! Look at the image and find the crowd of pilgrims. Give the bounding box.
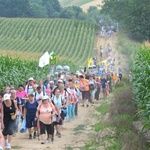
[0,68,122,149]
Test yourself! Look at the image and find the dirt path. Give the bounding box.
[12,104,98,150]
[95,32,129,74]
[80,0,103,12]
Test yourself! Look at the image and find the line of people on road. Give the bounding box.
[0,63,123,149]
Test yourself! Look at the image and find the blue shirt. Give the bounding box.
[24,101,38,117]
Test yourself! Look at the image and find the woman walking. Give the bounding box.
[1,94,18,149]
[24,93,38,139]
[36,95,55,144]
[52,89,63,138]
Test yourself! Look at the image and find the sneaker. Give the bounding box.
[81,104,84,107]
[41,140,45,144]
[55,131,59,136]
[51,136,54,143]
[86,104,89,107]
[5,140,8,148]
[57,132,61,138]
[29,134,32,139]
[33,132,36,139]
[48,138,51,143]
[6,143,11,149]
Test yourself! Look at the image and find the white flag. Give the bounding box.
[39,51,49,68]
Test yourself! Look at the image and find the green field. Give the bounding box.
[0,18,97,66]
[59,0,93,7]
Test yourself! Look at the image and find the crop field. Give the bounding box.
[0,18,97,66]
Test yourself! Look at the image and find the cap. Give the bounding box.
[58,79,63,83]
[4,94,11,101]
[42,95,49,100]
[28,77,34,81]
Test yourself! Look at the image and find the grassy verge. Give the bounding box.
[81,81,148,150]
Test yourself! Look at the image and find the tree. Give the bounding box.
[29,3,48,18]
[0,0,30,17]
[42,0,62,17]
[101,0,150,41]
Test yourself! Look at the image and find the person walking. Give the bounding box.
[52,89,63,138]
[36,95,55,144]
[79,75,90,107]
[25,78,34,94]
[1,94,18,149]
[24,93,38,139]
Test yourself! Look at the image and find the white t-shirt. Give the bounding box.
[25,85,33,94]
[35,92,43,104]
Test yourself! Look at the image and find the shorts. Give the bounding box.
[26,116,37,128]
[40,121,54,135]
[82,91,89,100]
[3,119,15,136]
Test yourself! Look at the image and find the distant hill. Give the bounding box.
[0,18,98,65]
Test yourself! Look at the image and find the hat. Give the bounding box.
[28,77,34,81]
[42,95,49,100]
[49,80,54,83]
[58,79,63,83]
[4,94,11,101]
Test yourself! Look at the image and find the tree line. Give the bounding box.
[0,0,114,26]
[101,0,150,42]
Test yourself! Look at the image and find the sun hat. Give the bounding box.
[28,77,34,81]
[4,94,11,101]
[42,95,49,100]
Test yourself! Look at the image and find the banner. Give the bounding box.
[87,57,94,68]
[50,52,56,64]
[39,51,49,68]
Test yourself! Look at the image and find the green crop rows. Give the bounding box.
[132,47,150,129]
[0,56,50,90]
[0,18,97,66]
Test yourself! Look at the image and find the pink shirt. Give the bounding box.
[37,102,55,124]
[16,90,28,98]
